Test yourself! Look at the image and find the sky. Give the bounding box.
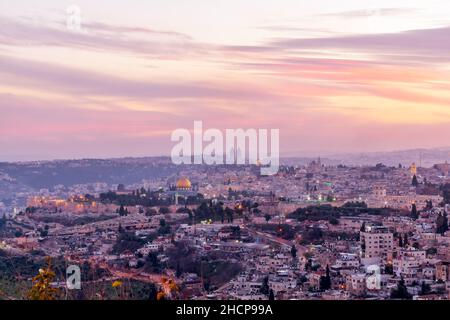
[1,0,450,161]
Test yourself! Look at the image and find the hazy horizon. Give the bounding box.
[2,145,449,163]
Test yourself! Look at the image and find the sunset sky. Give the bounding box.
[1,0,450,161]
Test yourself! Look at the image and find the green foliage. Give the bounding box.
[436,213,449,235]
[420,282,431,295]
[329,217,339,225]
[268,289,275,300]
[158,219,171,235]
[319,265,331,291]
[441,184,450,205]
[289,203,398,223]
[255,224,296,240]
[0,214,6,229]
[290,245,297,259]
[301,227,323,244]
[390,277,412,300]
[144,253,161,273]
[119,205,129,217]
[35,214,116,227]
[159,206,171,214]
[260,276,270,295]
[192,201,230,223]
[112,231,145,254]
[411,203,419,220]
[412,175,419,187]
[167,242,242,290]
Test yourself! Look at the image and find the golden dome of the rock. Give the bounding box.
[176,177,192,189]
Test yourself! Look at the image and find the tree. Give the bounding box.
[390,277,412,299]
[260,276,270,295]
[421,282,431,295]
[264,214,272,223]
[28,257,59,300]
[145,208,157,216]
[290,245,297,259]
[441,184,450,205]
[145,253,161,273]
[398,235,404,248]
[225,207,234,223]
[158,219,171,235]
[329,218,339,225]
[403,234,409,247]
[425,200,433,210]
[360,222,366,232]
[159,206,171,214]
[385,263,394,275]
[176,262,182,278]
[119,205,127,216]
[0,214,6,229]
[411,203,418,220]
[268,289,275,300]
[412,175,419,187]
[304,258,313,271]
[319,265,331,291]
[436,213,449,235]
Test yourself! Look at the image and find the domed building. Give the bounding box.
[165,177,199,205]
[176,177,192,191]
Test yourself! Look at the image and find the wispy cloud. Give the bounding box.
[318,7,419,18]
[0,54,278,103]
[0,15,201,59]
[270,26,450,63]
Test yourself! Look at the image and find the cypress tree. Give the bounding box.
[412,175,419,187]
[411,203,418,220]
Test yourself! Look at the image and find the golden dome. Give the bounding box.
[176,177,192,189]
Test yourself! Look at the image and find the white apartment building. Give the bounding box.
[360,224,393,261]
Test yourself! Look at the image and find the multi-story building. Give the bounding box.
[360,224,393,261]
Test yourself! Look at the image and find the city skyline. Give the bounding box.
[2,0,450,161]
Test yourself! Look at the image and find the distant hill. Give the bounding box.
[283,147,450,167]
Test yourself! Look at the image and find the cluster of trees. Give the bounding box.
[397,233,410,247]
[112,226,149,255]
[192,201,235,223]
[288,202,399,223]
[319,265,332,291]
[300,227,324,245]
[99,190,172,207]
[260,276,275,300]
[436,212,449,235]
[0,214,6,229]
[35,214,116,227]
[118,205,130,216]
[288,204,340,223]
[158,219,171,235]
[411,200,434,220]
[254,223,297,240]
[390,277,412,300]
[144,252,162,273]
[410,203,419,220]
[167,241,242,291]
[440,183,450,205]
[412,174,419,187]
